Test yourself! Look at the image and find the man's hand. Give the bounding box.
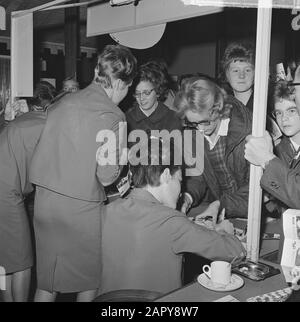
[215,220,235,235]
[180,193,193,214]
[194,200,220,225]
[244,131,275,169]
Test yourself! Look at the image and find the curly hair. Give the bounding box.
[133,60,170,102]
[272,80,296,106]
[94,44,137,88]
[173,76,232,121]
[28,81,57,110]
[220,42,255,84]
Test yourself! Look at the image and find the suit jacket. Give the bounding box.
[186,96,252,218]
[100,188,245,295]
[261,136,300,209]
[0,110,46,197]
[30,83,125,202]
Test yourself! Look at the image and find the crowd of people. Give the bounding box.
[0,41,300,302]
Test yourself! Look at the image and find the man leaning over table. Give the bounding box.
[98,138,245,296]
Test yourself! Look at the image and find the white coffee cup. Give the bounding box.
[291,266,300,284]
[202,261,231,286]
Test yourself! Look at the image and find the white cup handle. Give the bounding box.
[202,264,211,279]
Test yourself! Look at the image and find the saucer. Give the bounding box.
[197,273,244,292]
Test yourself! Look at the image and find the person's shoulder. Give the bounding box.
[275,136,290,153]
[225,95,250,113]
[158,206,187,220]
[226,96,252,126]
[8,111,46,129]
[125,105,136,117]
[160,103,182,127]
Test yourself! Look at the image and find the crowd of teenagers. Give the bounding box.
[1,42,300,302]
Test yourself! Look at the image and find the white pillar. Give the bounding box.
[246,0,272,262]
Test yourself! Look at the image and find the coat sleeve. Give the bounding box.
[96,114,126,186]
[220,184,249,218]
[261,157,300,209]
[220,140,250,218]
[170,215,246,261]
[185,174,208,207]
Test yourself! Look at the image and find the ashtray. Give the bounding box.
[232,260,280,281]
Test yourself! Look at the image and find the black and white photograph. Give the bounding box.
[0,0,300,308]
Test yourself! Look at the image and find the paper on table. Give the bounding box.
[214,295,240,302]
[280,209,300,283]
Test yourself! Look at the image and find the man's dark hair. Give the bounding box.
[129,137,181,188]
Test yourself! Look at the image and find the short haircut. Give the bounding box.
[173,76,232,120]
[63,77,79,91]
[272,80,296,105]
[95,44,137,88]
[133,60,170,101]
[129,137,181,188]
[220,42,255,84]
[286,56,300,80]
[28,81,57,109]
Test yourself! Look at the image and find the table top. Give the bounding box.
[156,219,287,302]
[156,260,287,302]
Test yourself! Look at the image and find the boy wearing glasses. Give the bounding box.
[245,79,300,209]
[175,77,252,218]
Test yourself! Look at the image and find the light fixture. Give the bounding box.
[0,6,5,30]
[110,0,135,6]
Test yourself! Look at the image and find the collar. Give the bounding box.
[204,118,230,150]
[128,188,161,204]
[129,102,169,123]
[290,138,300,158]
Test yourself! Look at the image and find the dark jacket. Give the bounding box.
[100,188,245,295]
[0,110,46,196]
[126,101,182,134]
[261,136,300,209]
[186,96,252,218]
[246,93,281,142]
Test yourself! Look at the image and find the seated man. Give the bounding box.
[99,138,245,296]
[245,79,300,210]
[175,76,252,218]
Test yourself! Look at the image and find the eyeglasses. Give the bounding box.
[272,107,299,119]
[183,119,212,129]
[182,107,219,129]
[133,88,155,99]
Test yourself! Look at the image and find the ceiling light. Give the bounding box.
[110,0,135,6]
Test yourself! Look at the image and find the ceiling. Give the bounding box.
[0,0,106,48]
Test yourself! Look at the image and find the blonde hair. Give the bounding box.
[174,76,232,120]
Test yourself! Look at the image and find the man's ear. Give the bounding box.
[160,168,171,184]
[113,79,127,90]
[295,65,300,108]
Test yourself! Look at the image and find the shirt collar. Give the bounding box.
[290,138,300,158]
[204,118,230,150]
[128,188,161,204]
